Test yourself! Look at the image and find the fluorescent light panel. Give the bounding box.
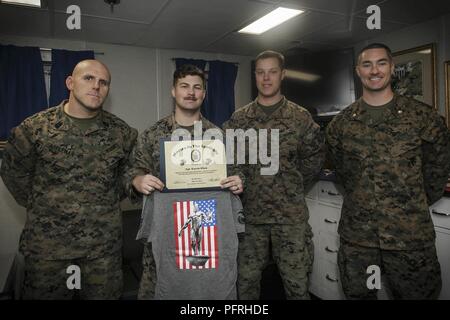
[1,0,41,7]
[239,7,304,35]
[285,69,321,82]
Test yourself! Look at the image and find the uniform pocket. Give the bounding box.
[389,138,421,158]
[342,140,370,161]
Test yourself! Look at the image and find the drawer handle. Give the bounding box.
[325,246,338,253]
[324,218,338,224]
[432,209,450,217]
[325,274,339,282]
[321,189,340,196]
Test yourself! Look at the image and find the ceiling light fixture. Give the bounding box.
[0,0,41,7]
[104,0,120,13]
[239,7,304,35]
[285,69,321,82]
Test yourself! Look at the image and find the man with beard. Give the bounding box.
[326,43,450,299]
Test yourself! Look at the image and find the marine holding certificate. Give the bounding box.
[125,64,245,299]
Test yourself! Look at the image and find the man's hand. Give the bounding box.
[132,174,164,195]
[220,176,244,195]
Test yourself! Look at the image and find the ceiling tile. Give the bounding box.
[0,6,50,37]
[53,12,148,45]
[53,0,168,23]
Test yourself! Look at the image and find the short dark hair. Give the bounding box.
[357,43,393,64]
[173,64,205,87]
[255,50,285,70]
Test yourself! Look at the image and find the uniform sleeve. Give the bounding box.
[117,127,138,201]
[124,129,158,202]
[299,113,326,189]
[0,121,36,207]
[325,115,345,185]
[420,111,450,205]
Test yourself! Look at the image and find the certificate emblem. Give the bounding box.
[191,149,201,163]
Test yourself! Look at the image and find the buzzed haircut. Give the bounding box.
[72,59,111,81]
[173,64,205,87]
[357,43,393,64]
[255,50,285,70]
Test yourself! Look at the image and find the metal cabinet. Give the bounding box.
[307,181,450,300]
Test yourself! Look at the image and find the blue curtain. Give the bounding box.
[205,60,238,127]
[0,44,47,140]
[49,49,94,106]
[174,58,206,71]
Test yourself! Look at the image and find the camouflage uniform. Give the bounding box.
[223,97,325,299]
[326,94,450,299]
[338,239,441,300]
[0,101,137,299]
[125,112,243,299]
[22,253,123,300]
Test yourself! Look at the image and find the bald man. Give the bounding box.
[1,59,138,299]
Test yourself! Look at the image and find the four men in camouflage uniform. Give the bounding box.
[223,51,325,299]
[0,60,137,299]
[326,43,450,299]
[2,45,449,300]
[125,64,244,299]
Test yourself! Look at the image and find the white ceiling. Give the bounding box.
[1,0,450,56]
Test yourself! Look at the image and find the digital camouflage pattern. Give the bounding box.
[0,101,138,260]
[222,97,325,225]
[237,223,314,299]
[326,94,450,250]
[22,252,123,300]
[137,243,157,300]
[338,239,441,299]
[223,97,324,300]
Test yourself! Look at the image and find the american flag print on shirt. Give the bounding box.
[174,199,218,270]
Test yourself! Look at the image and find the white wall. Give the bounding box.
[0,159,26,256]
[354,13,450,116]
[0,34,252,258]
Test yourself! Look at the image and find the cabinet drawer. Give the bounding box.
[319,259,346,300]
[319,231,340,263]
[430,198,450,230]
[309,256,322,298]
[318,181,343,206]
[317,204,341,234]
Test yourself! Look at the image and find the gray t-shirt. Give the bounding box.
[136,190,245,300]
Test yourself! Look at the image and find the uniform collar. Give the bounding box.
[166,111,215,131]
[245,96,292,120]
[349,94,407,125]
[54,100,109,134]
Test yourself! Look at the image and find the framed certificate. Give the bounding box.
[160,138,227,192]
